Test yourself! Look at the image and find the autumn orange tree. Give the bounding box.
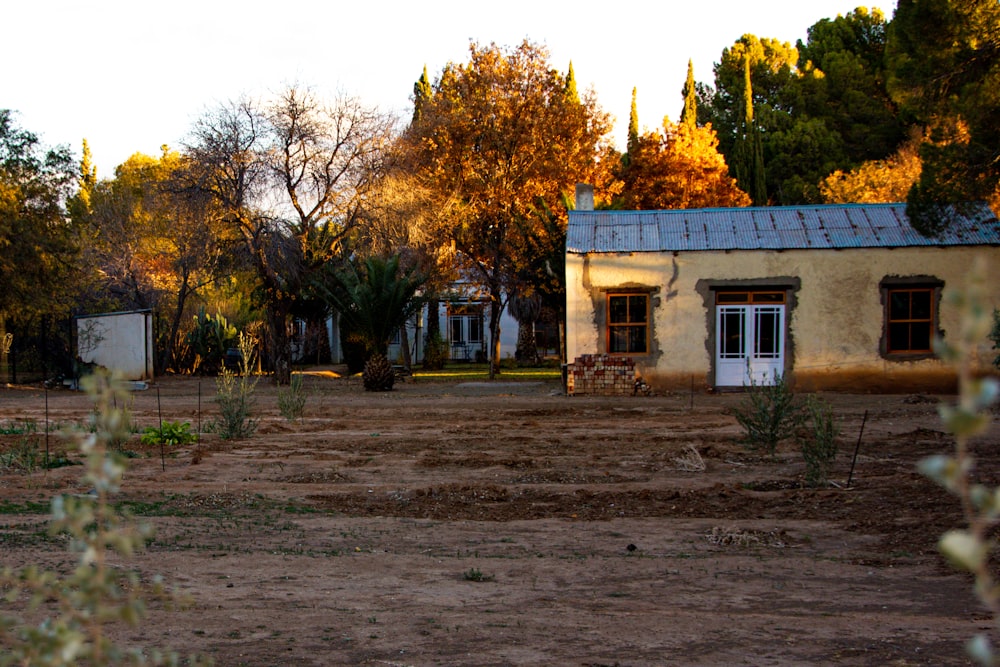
[617,119,750,210]
[403,41,612,375]
[820,129,924,204]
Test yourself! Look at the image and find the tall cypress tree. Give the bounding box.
[680,60,698,129]
[565,61,580,104]
[412,65,434,125]
[734,58,767,205]
[626,87,639,163]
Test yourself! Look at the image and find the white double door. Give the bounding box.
[715,304,786,387]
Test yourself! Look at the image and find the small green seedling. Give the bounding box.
[462,567,494,582]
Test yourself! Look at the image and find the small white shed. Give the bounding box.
[75,310,154,381]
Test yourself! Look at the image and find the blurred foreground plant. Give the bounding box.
[918,259,1000,665]
[0,371,209,666]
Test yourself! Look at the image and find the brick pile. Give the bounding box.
[567,354,639,396]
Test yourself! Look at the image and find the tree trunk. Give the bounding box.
[488,287,504,379]
[515,320,537,366]
[162,269,192,375]
[266,300,292,385]
[398,323,412,371]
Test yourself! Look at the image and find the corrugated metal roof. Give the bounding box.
[566,203,1000,253]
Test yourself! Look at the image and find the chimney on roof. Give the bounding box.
[575,183,594,211]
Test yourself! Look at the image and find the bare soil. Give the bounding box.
[0,373,996,666]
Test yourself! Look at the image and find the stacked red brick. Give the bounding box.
[567,354,638,396]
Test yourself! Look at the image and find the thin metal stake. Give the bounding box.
[847,409,868,488]
[157,387,165,472]
[44,386,50,468]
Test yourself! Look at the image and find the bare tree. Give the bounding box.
[186,87,394,383]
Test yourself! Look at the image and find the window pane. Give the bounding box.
[717,292,748,304]
[609,296,628,324]
[628,295,647,323]
[910,322,931,351]
[721,311,744,357]
[469,318,482,343]
[450,318,464,343]
[629,326,647,353]
[751,292,785,304]
[911,290,932,320]
[609,327,629,353]
[889,291,911,320]
[755,310,780,357]
[888,322,910,352]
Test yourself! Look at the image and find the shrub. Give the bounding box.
[799,397,839,487]
[422,331,448,371]
[731,370,805,457]
[277,373,307,421]
[211,332,258,440]
[141,421,197,447]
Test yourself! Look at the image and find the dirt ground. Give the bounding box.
[0,373,997,666]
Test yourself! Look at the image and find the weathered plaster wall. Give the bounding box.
[566,246,1000,392]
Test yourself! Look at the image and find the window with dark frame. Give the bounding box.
[607,294,648,354]
[886,287,934,354]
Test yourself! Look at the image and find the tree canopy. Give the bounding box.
[887,0,1000,233]
[0,110,79,322]
[185,87,395,383]
[403,40,612,375]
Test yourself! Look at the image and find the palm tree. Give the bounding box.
[325,255,428,391]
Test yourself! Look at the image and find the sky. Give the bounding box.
[5,0,894,179]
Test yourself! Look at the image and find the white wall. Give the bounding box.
[76,311,154,380]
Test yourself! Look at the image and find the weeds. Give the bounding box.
[211,332,258,440]
[277,373,307,421]
[0,419,37,435]
[672,444,706,472]
[0,438,44,473]
[799,397,839,487]
[462,567,494,582]
[731,370,805,457]
[0,438,75,473]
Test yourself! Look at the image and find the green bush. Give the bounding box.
[422,331,448,371]
[731,370,805,457]
[277,373,307,421]
[799,397,839,487]
[141,421,197,447]
[211,332,258,440]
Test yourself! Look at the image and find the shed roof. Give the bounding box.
[566,203,1000,254]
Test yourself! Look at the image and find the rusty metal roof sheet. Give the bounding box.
[566,203,1000,253]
